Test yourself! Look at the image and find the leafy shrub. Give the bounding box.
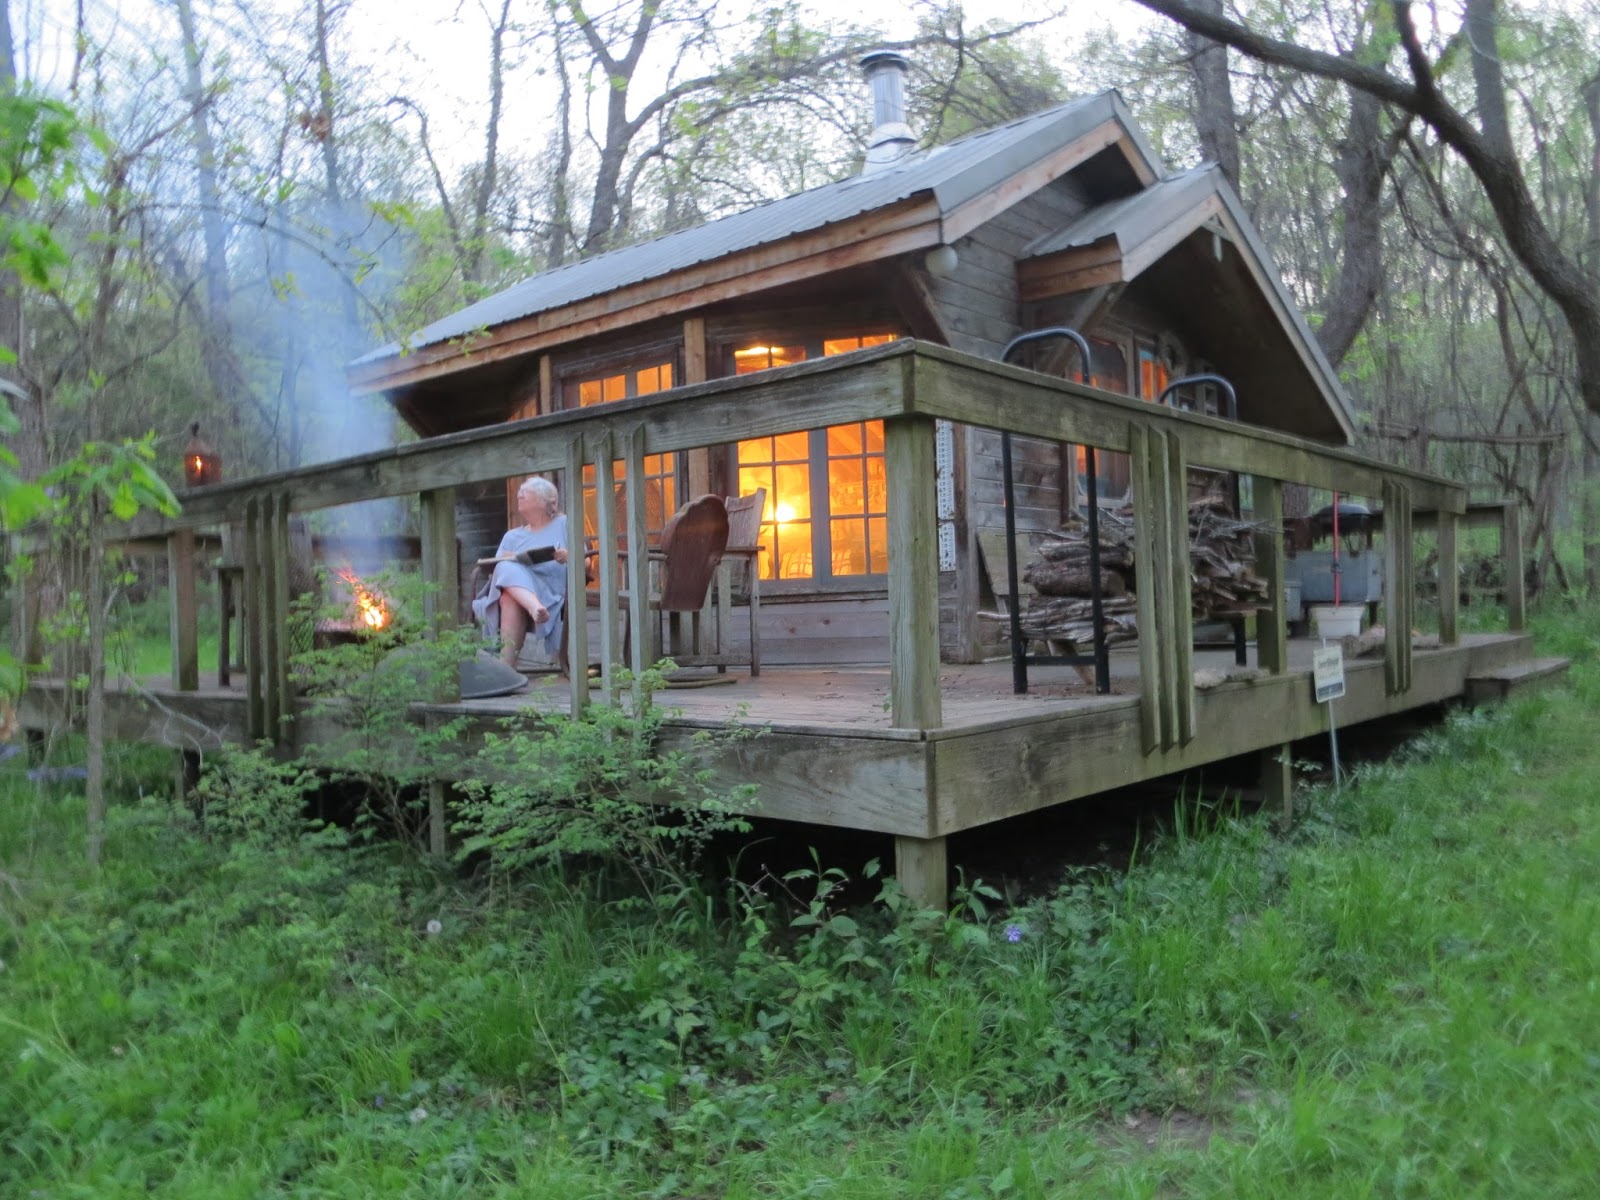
[291,586,479,848]
[453,666,755,896]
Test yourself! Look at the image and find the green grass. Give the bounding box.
[4,607,1600,1196]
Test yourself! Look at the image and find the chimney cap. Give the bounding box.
[859,48,911,72]
[860,49,915,174]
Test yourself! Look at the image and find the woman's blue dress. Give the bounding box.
[471,515,568,657]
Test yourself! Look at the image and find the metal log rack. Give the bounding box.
[999,328,1110,696]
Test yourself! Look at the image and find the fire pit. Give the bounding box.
[305,567,395,652]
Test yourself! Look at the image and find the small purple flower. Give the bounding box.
[1005,924,1023,943]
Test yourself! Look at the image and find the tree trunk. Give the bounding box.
[175,0,245,414]
[1133,0,1600,418]
[463,0,512,286]
[84,503,106,867]
[0,0,42,481]
[1186,0,1241,190]
[1582,76,1600,593]
[1317,88,1401,368]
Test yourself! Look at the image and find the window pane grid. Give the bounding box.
[571,363,676,548]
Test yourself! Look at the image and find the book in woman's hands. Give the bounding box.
[515,546,558,566]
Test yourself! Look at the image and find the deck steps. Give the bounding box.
[1465,656,1571,706]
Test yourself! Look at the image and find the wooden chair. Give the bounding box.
[622,495,734,673]
[718,488,765,676]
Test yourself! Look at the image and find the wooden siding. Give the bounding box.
[925,176,1094,658]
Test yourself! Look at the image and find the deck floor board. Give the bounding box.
[92,632,1523,738]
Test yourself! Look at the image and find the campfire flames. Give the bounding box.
[337,568,390,631]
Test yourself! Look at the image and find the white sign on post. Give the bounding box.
[1312,645,1346,703]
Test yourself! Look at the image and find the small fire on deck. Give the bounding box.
[313,567,392,648]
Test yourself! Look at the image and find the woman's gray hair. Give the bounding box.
[517,475,559,514]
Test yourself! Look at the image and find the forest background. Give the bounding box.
[5,0,1600,587]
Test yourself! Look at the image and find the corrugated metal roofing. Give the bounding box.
[357,91,1153,365]
[1022,163,1221,258]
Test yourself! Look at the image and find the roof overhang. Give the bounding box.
[1015,167,1356,443]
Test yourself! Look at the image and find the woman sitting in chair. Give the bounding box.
[473,476,570,669]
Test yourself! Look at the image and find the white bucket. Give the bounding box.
[1311,604,1364,639]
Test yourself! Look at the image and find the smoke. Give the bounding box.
[251,196,413,537]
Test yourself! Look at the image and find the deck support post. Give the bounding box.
[420,487,460,857]
[1501,502,1525,631]
[167,527,202,808]
[1260,743,1293,828]
[1438,512,1460,645]
[895,835,948,911]
[885,415,942,730]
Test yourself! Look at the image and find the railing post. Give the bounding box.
[166,529,199,692]
[1501,501,1526,631]
[885,414,941,730]
[622,425,650,703]
[1251,475,1292,825]
[564,437,591,713]
[1383,480,1413,695]
[1251,476,1287,674]
[1130,425,1193,753]
[268,493,293,737]
[419,486,459,857]
[241,497,264,742]
[886,414,945,908]
[1437,511,1459,645]
[1164,431,1195,744]
[593,434,621,702]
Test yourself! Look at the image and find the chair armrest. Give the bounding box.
[721,544,765,557]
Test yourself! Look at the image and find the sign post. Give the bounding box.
[1312,644,1346,784]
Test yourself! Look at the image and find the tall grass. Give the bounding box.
[2,606,1599,1196]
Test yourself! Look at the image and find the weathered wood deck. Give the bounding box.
[22,631,1531,839]
[15,341,1548,905]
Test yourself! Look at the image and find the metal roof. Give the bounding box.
[1022,163,1222,257]
[357,91,1157,366]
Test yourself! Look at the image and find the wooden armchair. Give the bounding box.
[718,488,765,676]
[622,494,730,672]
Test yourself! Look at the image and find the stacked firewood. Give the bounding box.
[1015,490,1270,646]
[1018,508,1139,646]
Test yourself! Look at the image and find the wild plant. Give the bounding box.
[453,665,755,898]
[292,573,478,850]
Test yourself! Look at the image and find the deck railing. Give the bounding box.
[109,339,1509,751]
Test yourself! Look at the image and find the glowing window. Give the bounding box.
[569,362,677,547]
[738,431,813,580]
[1137,343,1170,404]
[1076,338,1133,502]
[729,334,898,581]
[733,345,806,374]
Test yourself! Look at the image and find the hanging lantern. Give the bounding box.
[183,423,221,487]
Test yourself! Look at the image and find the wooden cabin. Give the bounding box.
[348,59,1353,667]
[22,58,1562,910]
